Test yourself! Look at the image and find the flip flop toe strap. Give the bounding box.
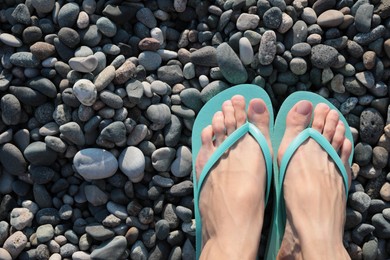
[194,121,272,259]
[279,128,349,195]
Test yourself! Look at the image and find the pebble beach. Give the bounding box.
[0,0,389,259]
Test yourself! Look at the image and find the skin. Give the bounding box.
[195,96,353,260]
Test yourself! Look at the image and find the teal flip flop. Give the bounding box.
[192,84,274,260]
[265,91,354,260]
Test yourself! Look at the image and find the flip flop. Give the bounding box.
[192,84,274,259]
[264,91,354,260]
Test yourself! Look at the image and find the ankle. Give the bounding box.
[300,237,348,259]
[201,236,259,260]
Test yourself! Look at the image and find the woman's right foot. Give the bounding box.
[276,101,353,260]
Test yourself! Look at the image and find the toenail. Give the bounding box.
[253,101,265,113]
[296,101,312,115]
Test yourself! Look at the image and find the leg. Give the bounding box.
[277,101,353,260]
[196,95,272,259]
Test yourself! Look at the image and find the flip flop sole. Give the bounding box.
[192,84,274,259]
[265,91,354,260]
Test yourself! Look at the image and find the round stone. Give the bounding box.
[118,146,145,182]
[73,148,118,180]
[73,79,97,106]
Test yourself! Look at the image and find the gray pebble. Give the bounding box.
[190,46,218,67]
[157,65,184,85]
[360,108,384,145]
[372,213,390,238]
[263,7,282,29]
[84,185,108,206]
[236,13,260,30]
[349,191,371,213]
[3,231,27,259]
[58,2,80,28]
[85,224,115,241]
[59,122,85,146]
[362,239,378,260]
[37,224,54,243]
[310,44,339,69]
[171,146,192,177]
[96,17,117,37]
[100,121,126,143]
[130,240,148,260]
[138,51,162,71]
[151,147,176,172]
[1,94,21,125]
[258,30,277,66]
[10,208,34,230]
[118,146,145,182]
[24,141,57,166]
[127,124,148,146]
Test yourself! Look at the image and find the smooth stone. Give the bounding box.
[28,77,57,98]
[31,0,55,13]
[164,115,182,147]
[200,80,229,103]
[346,208,363,229]
[114,60,136,85]
[317,10,344,27]
[236,13,260,30]
[69,55,98,73]
[258,30,277,65]
[216,42,247,84]
[58,2,80,28]
[175,206,192,223]
[127,124,148,146]
[1,94,21,125]
[157,65,184,85]
[180,88,202,112]
[380,182,390,201]
[263,7,283,29]
[59,122,85,146]
[73,79,97,106]
[73,148,118,180]
[99,91,123,109]
[169,180,193,196]
[355,71,375,88]
[10,208,34,230]
[239,37,254,65]
[354,142,372,165]
[126,79,144,104]
[182,239,195,259]
[373,146,388,169]
[45,136,67,153]
[118,146,145,182]
[352,223,375,244]
[107,201,128,220]
[85,224,115,241]
[138,51,162,71]
[171,105,195,119]
[58,27,80,48]
[24,141,57,166]
[349,191,371,213]
[94,65,116,91]
[136,8,157,28]
[190,46,218,67]
[3,231,27,259]
[155,219,170,240]
[10,52,40,68]
[146,104,171,125]
[100,121,126,143]
[362,239,378,260]
[171,146,192,177]
[0,248,11,260]
[79,25,102,47]
[278,12,293,33]
[90,236,127,260]
[84,185,108,206]
[96,17,117,37]
[183,62,195,79]
[72,251,91,260]
[130,240,148,260]
[12,3,31,25]
[372,213,390,238]
[355,4,374,33]
[36,224,54,243]
[0,33,23,47]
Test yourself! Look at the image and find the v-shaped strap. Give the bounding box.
[278,128,349,195]
[194,121,273,258]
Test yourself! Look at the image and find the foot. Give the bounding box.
[276,101,353,260]
[196,95,272,260]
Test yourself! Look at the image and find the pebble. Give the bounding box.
[236,13,260,31]
[59,122,85,146]
[24,141,57,166]
[94,65,116,91]
[73,148,118,180]
[360,108,384,145]
[349,191,371,213]
[171,146,192,177]
[69,55,98,73]
[10,52,40,68]
[239,37,254,65]
[380,182,390,201]
[0,143,27,175]
[138,51,162,71]
[263,7,283,29]
[130,240,149,260]
[58,2,80,28]
[10,208,33,230]
[118,146,145,182]
[190,46,218,67]
[151,147,176,172]
[372,213,390,238]
[107,201,128,220]
[0,248,12,260]
[37,224,55,243]
[216,42,247,84]
[3,231,28,259]
[311,44,339,69]
[84,185,108,206]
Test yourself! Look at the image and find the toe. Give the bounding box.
[340,138,353,186]
[311,103,330,133]
[248,98,270,140]
[278,100,313,163]
[201,125,214,147]
[222,100,236,135]
[331,121,345,151]
[212,111,225,146]
[323,110,339,141]
[232,95,247,127]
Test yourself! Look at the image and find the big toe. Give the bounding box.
[278,100,313,163]
[248,98,271,142]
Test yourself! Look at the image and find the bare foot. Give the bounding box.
[276,101,353,260]
[196,95,272,260]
